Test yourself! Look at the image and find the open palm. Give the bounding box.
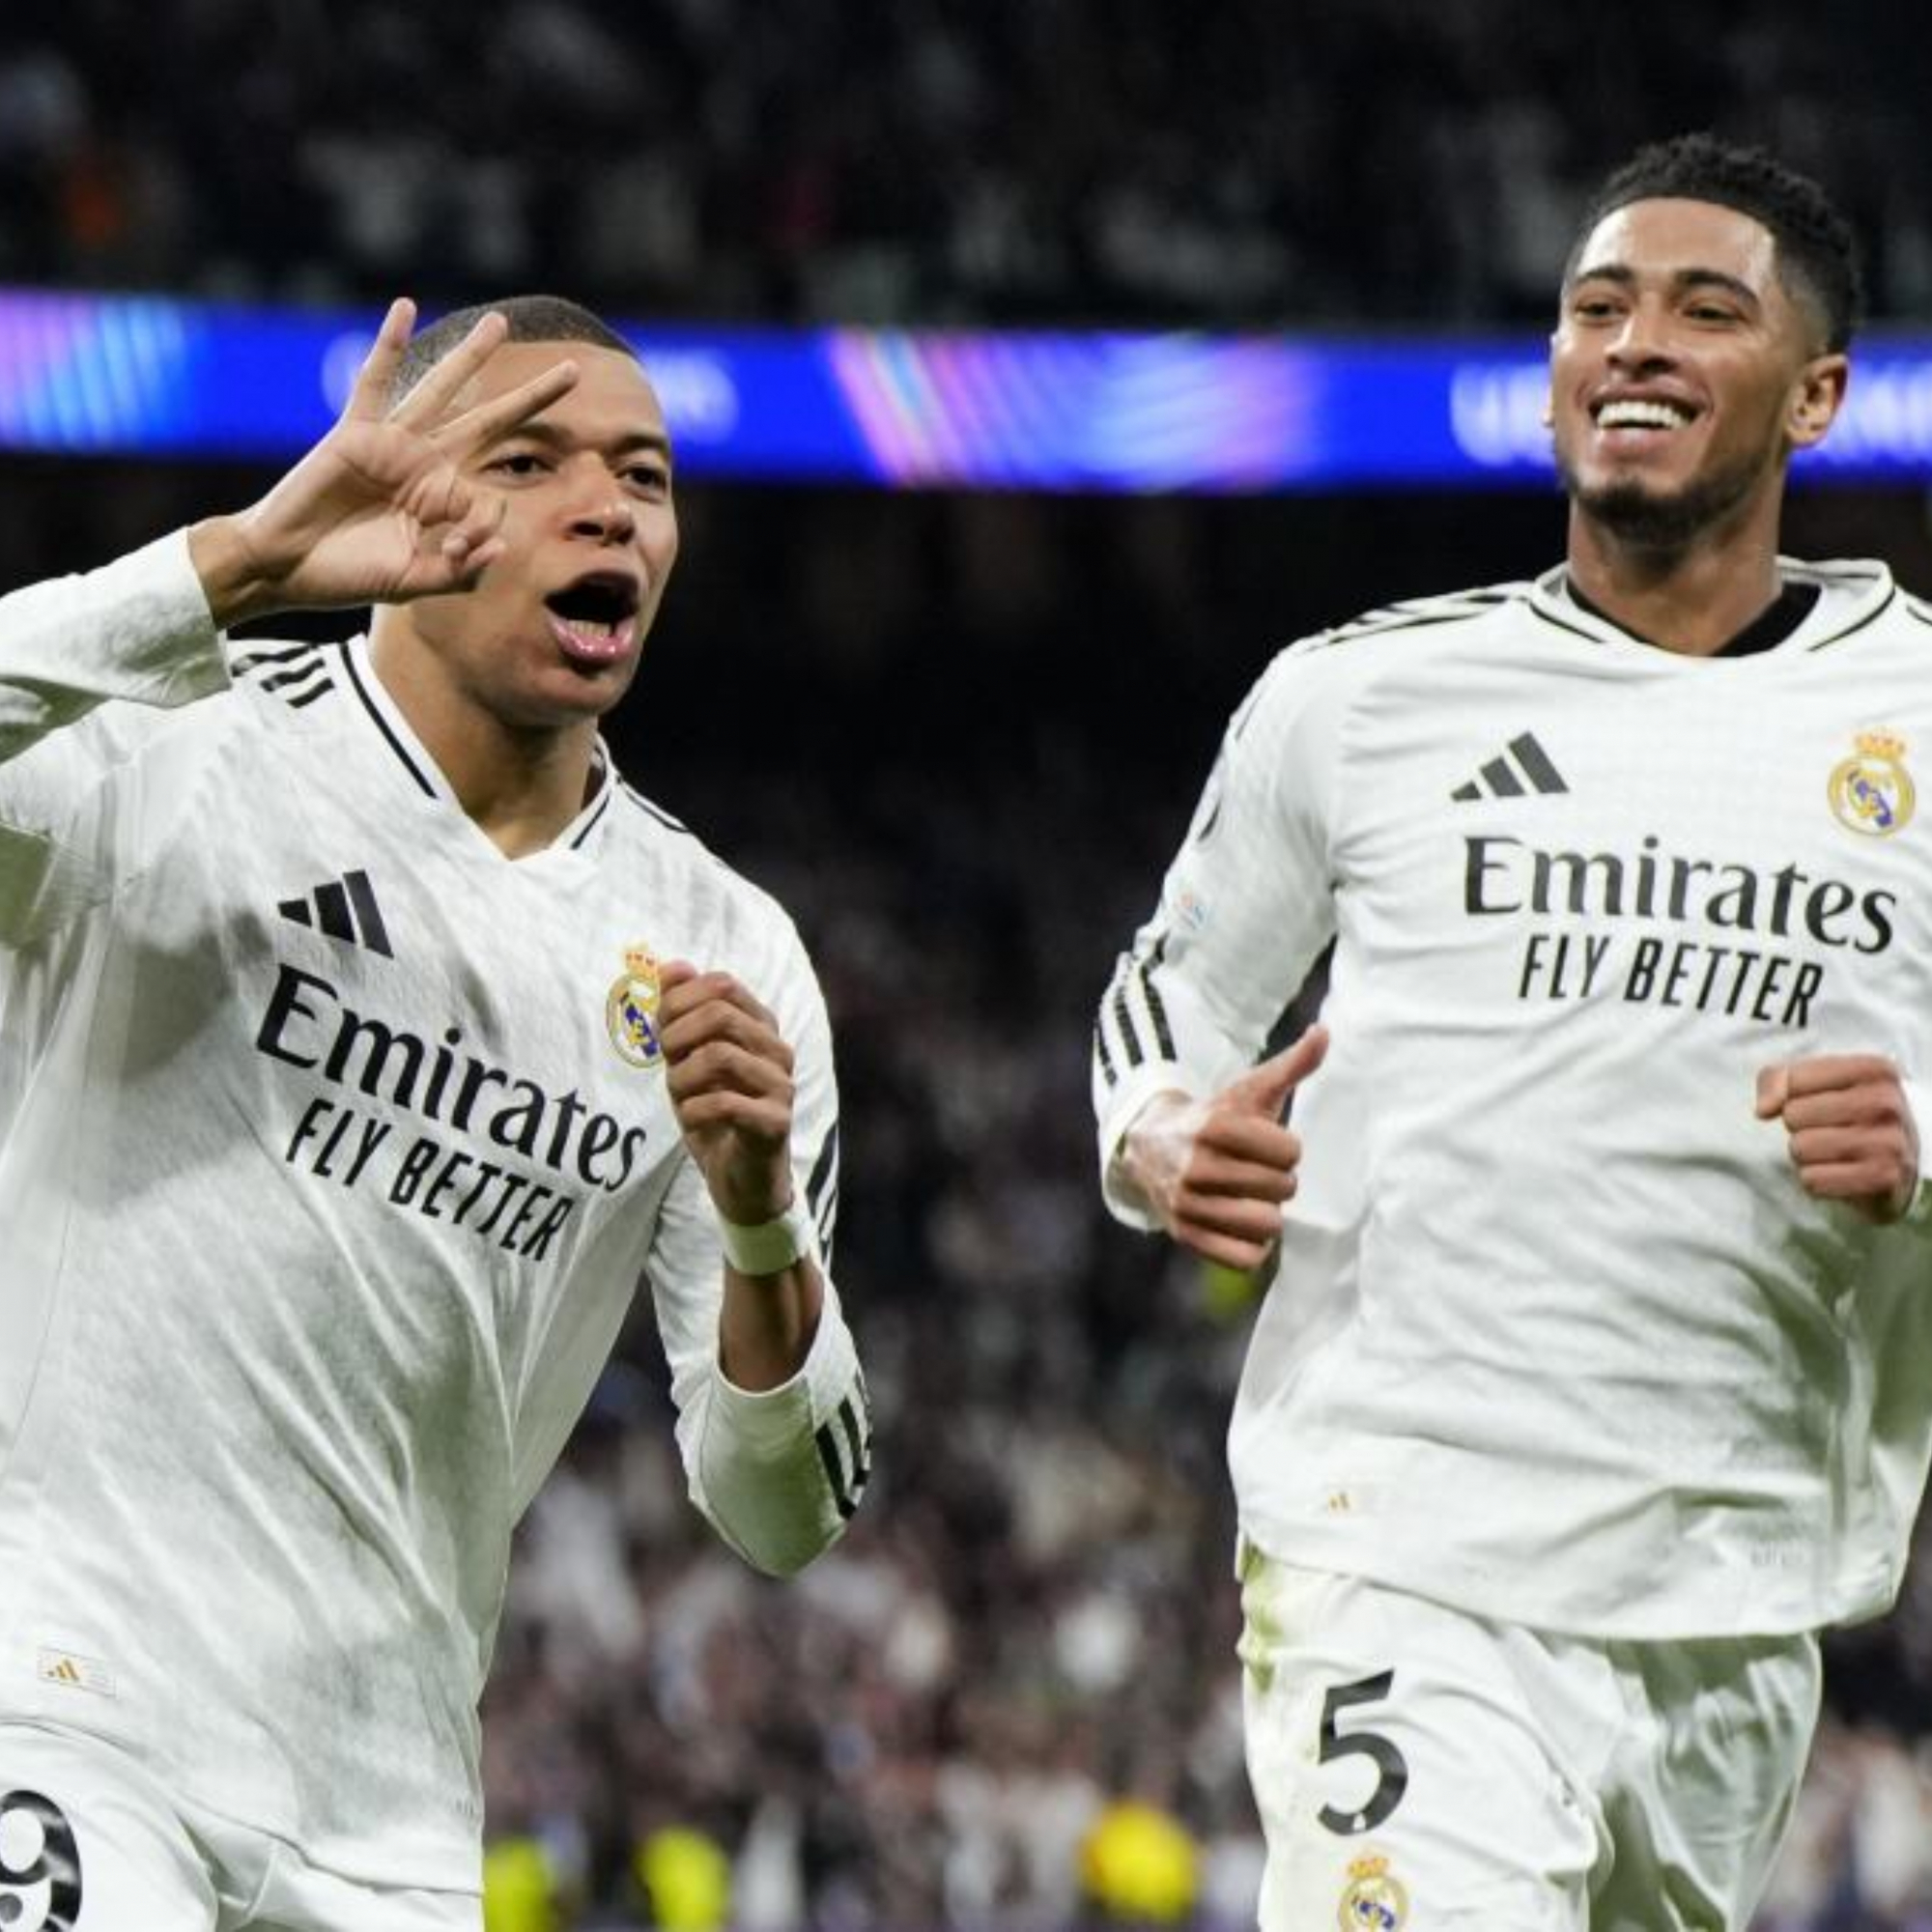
[221,298,578,615]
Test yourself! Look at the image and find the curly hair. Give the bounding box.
[1565,132,1862,352]
[391,294,636,403]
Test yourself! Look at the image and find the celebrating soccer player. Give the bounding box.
[0,298,868,1928]
[1095,134,1929,1930]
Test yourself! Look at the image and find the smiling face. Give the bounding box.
[386,340,679,735]
[1549,197,1847,551]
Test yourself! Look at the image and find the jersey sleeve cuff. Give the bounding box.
[81,529,232,706]
[1095,1068,1199,1232]
[1904,1078,1932,1174]
[1900,1078,1932,1227]
[708,1283,862,1456]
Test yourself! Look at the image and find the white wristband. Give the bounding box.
[718,1200,814,1275]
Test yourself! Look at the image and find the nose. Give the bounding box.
[1605,301,1675,371]
[566,471,636,544]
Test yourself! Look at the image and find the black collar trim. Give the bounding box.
[1564,578,1821,658]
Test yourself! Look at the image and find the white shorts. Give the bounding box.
[1237,1549,1821,1932]
[0,1721,479,1932]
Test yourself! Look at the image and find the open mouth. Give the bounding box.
[544,574,641,664]
[1592,396,1697,433]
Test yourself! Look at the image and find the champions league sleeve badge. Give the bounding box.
[1338,1852,1409,1930]
[607,943,667,1069]
[1828,728,1915,838]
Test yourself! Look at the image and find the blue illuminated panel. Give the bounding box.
[0,288,1926,491]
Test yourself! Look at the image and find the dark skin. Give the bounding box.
[1122,197,1917,1256]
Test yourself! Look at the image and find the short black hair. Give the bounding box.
[1565,133,1862,353]
[392,294,636,401]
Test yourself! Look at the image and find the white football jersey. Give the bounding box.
[0,533,870,1888]
[1096,560,1932,1640]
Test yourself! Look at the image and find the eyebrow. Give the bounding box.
[488,418,674,464]
[1567,262,1762,309]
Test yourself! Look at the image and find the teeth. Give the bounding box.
[549,609,629,659]
[1598,399,1690,430]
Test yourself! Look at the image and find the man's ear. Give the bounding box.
[1787,354,1849,451]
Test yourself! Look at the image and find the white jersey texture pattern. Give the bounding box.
[0,533,869,1889]
[1095,561,1932,1641]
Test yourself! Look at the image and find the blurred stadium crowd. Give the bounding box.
[4,0,1932,327]
[12,3,1932,1927]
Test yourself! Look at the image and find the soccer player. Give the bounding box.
[1094,134,1931,1930]
[0,297,870,1928]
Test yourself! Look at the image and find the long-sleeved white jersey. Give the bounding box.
[0,533,870,1889]
[1096,560,1932,1642]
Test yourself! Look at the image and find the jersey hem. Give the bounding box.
[1236,1515,1886,1643]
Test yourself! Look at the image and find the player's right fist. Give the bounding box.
[1755,1051,1919,1225]
[1120,1024,1328,1269]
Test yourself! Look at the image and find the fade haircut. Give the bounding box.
[1564,132,1863,353]
[391,294,637,402]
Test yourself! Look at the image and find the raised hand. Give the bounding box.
[1755,1053,1920,1224]
[188,298,580,625]
[1121,1024,1329,1269]
[657,961,799,1228]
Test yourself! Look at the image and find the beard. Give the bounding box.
[1556,439,1774,550]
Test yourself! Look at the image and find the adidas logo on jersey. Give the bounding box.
[1451,732,1568,802]
[277,869,393,957]
[36,1647,116,1697]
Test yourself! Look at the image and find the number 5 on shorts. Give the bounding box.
[1318,1672,1410,1835]
[0,1790,84,1929]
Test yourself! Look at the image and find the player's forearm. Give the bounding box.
[192,504,389,628]
[186,508,361,628]
[186,513,289,630]
[719,1255,825,1389]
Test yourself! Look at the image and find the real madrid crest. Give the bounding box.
[1337,1852,1409,1931]
[607,942,666,1069]
[1828,728,1915,838]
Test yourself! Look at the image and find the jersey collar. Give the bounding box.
[1529,557,1897,659]
[339,634,620,855]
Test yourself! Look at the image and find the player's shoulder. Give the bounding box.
[1784,555,1924,625]
[224,637,350,724]
[1304,582,1533,653]
[1768,555,1932,658]
[604,779,810,959]
[608,775,699,851]
[1240,581,1534,723]
[64,635,341,782]
[601,777,714,891]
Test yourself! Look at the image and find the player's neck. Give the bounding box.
[428,717,601,859]
[1564,501,1785,658]
[367,635,602,858]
